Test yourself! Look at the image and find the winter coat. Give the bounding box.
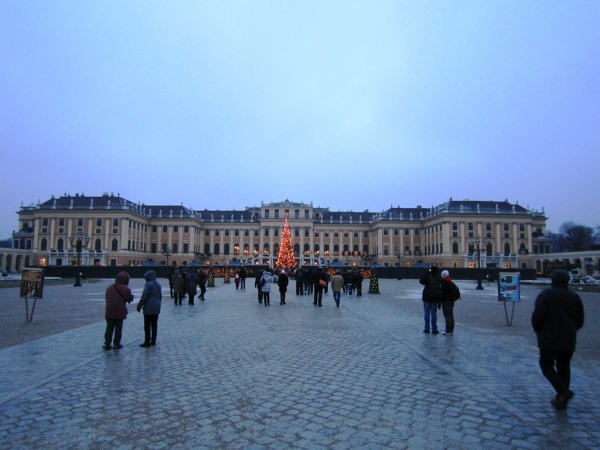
[331,274,345,292]
[171,273,184,293]
[105,271,134,320]
[137,270,162,315]
[440,276,458,302]
[186,272,199,294]
[313,270,327,289]
[261,272,273,293]
[420,271,441,303]
[532,278,584,352]
[278,272,289,292]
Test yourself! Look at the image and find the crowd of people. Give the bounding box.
[102,264,585,411]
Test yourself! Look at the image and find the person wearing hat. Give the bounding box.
[103,271,134,350]
[532,269,585,410]
[439,269,460,335]
[171,269,184,305]
[137,270,162,347]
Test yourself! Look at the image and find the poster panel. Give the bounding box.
[498,272,520,303]
[20,268,45,298]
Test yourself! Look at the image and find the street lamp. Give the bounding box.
[469,234,488,290]
[163,246,172,266]
[69,231,90,287]
[394,247,404,280]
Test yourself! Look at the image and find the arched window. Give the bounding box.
[303,243,310,255]
[204,243,210,255]
[324,244,330,256]
[112,239,118,251]
[273,243,279,256]
[343,244,349,256]
[294,243,300,256]
[263,243,270,255]
[224,243,230,255]
[314,244,320,256]
[243,243,249,255]
[57,238,64,251]
[452,242,459,254]
[95,239,102,251]
[40,238,48,251]
[214,243,220,255]
[353,244,359,256]
[253,243,259,256]
[333,244,339,256]
[234,243,240,255]
[363,244,369,255]
[486,242,493,256]
[504,242,511,256]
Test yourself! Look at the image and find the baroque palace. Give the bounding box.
[10,193,551,271]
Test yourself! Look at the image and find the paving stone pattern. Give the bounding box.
[0,279,599,449]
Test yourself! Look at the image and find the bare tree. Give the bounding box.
[558,222,596,252]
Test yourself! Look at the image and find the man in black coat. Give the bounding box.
[532,269,585,410]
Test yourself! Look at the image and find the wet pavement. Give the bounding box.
[0,277,598,449]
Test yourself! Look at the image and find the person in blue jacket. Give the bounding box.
[137,270,162,347]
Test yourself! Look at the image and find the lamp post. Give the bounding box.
[163,246,172,267]
[394,247,404,280]
[69,231,90,287]
[469,234,487,290]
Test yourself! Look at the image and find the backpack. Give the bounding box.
[427,276,441,301]
[449,282,461,301]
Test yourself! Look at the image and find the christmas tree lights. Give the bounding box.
[276,214,297,271]
[368,268,380,294]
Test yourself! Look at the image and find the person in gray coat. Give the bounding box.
[137,270,162,347]
[532,269,585,410]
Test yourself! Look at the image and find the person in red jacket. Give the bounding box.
[103,271,134,350]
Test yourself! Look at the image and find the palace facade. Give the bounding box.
[10,193,551,271]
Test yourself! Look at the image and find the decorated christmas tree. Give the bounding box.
[368,268,380,294]
[276,214,297,271]
[207,268,215,287]
[223,267,230,283]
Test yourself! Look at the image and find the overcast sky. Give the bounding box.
[1,1,599,239]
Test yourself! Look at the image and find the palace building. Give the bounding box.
[12,193,550,270]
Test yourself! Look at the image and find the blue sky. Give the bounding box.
[1,1,599,238]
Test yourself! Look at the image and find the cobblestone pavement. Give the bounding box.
[0,278,598,449]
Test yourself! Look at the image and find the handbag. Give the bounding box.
[319,279,327,288]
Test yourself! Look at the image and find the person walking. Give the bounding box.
[168,268,175,299]
[234,269,240,289]
[261,269,273,306]
[103,271,134,350]
[137,270,162,348]
[198,269,207,301]
[186,269,199,305]
[419,266,441,334]
[355,269,364,297]
[313,267,327,307]
[239,265,247,290]
[255,270,264,303]
[439,270,460,335]
[278,269,289,305]
[346,270,355,297]
[295,270,304,296]
[532,269,585,410]
[331,269,344,307]
[171,269,184,305]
